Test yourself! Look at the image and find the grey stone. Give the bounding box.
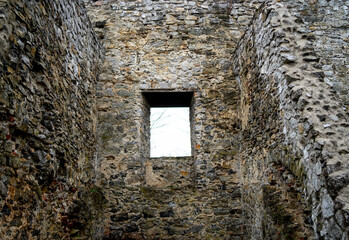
[321,192,334,218]
[4,140,13,153]
[0,181,7,197]
[281,54,298,63]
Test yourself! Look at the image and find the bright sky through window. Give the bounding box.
[150,107,191,157]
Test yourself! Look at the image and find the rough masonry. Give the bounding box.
[0,0,103,239]
[0,0,348,239]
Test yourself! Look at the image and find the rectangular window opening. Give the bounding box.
[150,107,191,157]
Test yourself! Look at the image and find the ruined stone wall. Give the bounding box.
[2,0,344,239]
[283,0,349,106]
[85,0,349,238]
[0,0,103,239]
[234,1,349,239]
[85,0,266,238]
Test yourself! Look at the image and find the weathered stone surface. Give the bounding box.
[234,1,349,239]
[83,0,349,238]
[0,0,348,239]
[0,0,104,239]
[86,0,247,238]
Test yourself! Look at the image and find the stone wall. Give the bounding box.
[101,185,243,240]
[146,157,194,188]
[85,0,266,238]
[234,1,349,239]
[87,0,263,188]
[0,0,347,239]
[284,0,349,106]
[86,0,349,238]
[0,0,103,239]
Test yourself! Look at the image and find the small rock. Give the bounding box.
[281,54,298,63]
[166,14,178,24]
[125,222,139,232]
[111,212,129,222]
[0,181,8,197]
[329,115,339,122]
[10,218,22,227]
[4,141,13,153]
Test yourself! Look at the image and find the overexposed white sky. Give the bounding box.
[150,107,191,157]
